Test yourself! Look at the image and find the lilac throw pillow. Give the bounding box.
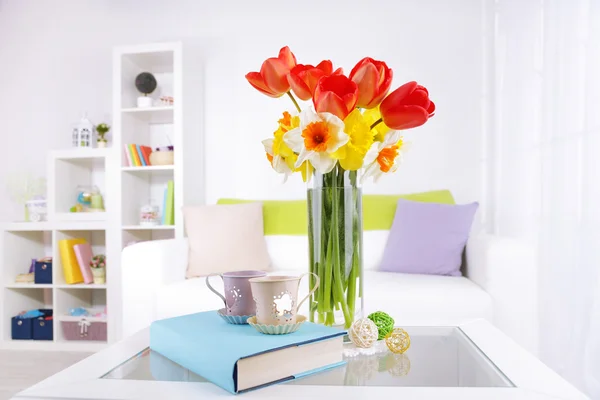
[379,199,479,276]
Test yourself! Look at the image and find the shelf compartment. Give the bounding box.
[55,288,107,343]
[3,287,53,342]
[121,169,174,227]
[119,48,174,110]
[54,230,106,286]
[2,230,52,285]
[49,152,107,220]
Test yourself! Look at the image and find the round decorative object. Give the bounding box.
[247,315,306,335]
[135,72,157,95]
[367,311,395,340]
[385,328,411,354]
[217,308,253,325]
[348,318,379,348]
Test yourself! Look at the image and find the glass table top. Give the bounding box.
[102,326,514,388]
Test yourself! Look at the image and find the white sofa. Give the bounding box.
[121,232,538,354]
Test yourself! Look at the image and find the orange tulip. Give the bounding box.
[349,57,393,109]
[288,61,343,101]
[380,81,435,130]
[313,75,358,120]
[245,46,297,98]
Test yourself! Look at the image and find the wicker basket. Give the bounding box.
[61,317,107,341]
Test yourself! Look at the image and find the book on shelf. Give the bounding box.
[129,144,142,166]
[136,145,147,166]
[141,145,152,166]
[161,187,168,225]
[123,144,132,167]
[164,180,174,225]
[150,311,346,394]
[58,238,87,284]
[73,243,93,284]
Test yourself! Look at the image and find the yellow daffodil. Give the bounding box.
[263,111,314,182]
[284,108,349,174]
[362,130,404,182]
[262,111,300,181]
[332,109,373,171]
[363,106,390,142]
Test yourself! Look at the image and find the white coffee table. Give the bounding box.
[13,320,587,399]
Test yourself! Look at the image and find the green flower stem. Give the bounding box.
[308,167,361,328]
[370,117,383,130]
[287,91,302,113]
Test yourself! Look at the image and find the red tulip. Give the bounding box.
[245,46,297,98]
[349,57,393,109]
[313,75,358,120]
[380,81,435,130]
[288,61,343,101]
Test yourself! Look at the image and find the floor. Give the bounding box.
[0,350,91,400]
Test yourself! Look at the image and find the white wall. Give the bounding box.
[0,0,486,221]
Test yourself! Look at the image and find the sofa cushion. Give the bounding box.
[380,199,479,276]
[155,270,493,326]
[183,203,271,278]
[217,190,456,235]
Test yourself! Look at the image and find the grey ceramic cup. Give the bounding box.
[206,270,267,316]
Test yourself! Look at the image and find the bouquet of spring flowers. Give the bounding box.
[246,47,435,327]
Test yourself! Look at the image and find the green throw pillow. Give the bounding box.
[217,190,455,235]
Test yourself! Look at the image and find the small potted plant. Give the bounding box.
[90,255,106,284]
[96,123,110,148]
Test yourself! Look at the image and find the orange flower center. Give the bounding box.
[266,153,274,166]
[377,145,399,172]
[302,121,330,152]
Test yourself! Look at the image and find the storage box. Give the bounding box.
[34,260,53,284]
[32,309,53,341]
[61,318,107,341]
[11,317,33,340]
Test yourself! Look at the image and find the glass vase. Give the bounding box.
[307,166,364,328]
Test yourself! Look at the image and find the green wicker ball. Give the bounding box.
[367,311,395,340]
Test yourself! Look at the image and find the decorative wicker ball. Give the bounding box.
[348,318,379,348]
[385,328,411,354]
[367,311,395,340]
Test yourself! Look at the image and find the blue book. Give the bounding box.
[161,188,167,225]
[150,311,346,394]
[136,145,147,166]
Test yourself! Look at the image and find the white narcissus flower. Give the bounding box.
[262,138,293,182]
[283,108,349,174]
[362,130,404,182]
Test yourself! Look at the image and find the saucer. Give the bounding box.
[216,308,253,325]
[247,315,306,335]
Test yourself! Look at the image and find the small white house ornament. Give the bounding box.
[72,114,94,148]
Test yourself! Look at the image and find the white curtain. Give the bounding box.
[492,0,600,397]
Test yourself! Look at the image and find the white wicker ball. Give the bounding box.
[348,318,379,348]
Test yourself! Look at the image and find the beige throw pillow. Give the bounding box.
[183,203,271,278]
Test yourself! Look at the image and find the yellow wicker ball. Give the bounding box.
[385,328,411,354]
[348,318,379,348]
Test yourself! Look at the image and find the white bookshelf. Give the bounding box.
[0,41,205,350]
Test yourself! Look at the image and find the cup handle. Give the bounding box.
[296,272,320,314]
[205,273,227,308]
